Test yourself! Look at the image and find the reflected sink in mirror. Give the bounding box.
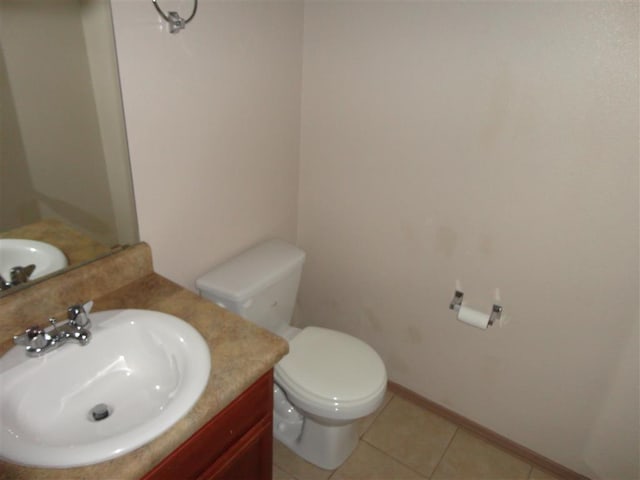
[0,239,68,281]
[0,309,211,468]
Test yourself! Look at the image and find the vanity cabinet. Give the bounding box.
[142,370,274,480]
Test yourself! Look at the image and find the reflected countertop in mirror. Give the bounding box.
[0,219,116,297]
[1,219,113,266]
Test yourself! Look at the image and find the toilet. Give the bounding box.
[196,239,387,470]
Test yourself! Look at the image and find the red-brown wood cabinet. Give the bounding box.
[142,370,274,480]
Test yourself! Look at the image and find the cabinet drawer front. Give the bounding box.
[143,370,273,480]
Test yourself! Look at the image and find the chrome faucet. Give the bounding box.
[0,264,36,291]
[11,264,36,285]
[13,301,93,357]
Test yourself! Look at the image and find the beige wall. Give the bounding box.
[297,2,638,479]
[110,0,303,289]
[111,0,638,478]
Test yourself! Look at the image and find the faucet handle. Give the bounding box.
[13,326,48,348]
[67,301,92,328]
[13,326,39,345]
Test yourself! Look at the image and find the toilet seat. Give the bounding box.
[274,327,387,421]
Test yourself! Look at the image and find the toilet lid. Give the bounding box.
[275,327,386,405]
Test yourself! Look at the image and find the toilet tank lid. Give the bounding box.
[195,239,305,302]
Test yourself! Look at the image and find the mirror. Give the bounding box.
[0,0,138,295]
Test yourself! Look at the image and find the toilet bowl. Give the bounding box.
[196,239,387,469]
[273,326,386,468]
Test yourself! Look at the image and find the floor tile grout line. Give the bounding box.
[360,437,432,479]
[426,425,459,479]
[526,464,535,479]
[359,392,397,440]
[274,461,301,480]
[330,393,407,480]
[358,392,463,479]
[273,449,327,480]
[277,463,302,480]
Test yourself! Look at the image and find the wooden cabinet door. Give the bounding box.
[143,371,273,480]
[198,415,272,480]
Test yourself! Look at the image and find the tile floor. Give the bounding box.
[273,391,562,480]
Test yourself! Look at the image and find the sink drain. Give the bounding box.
[88,403,112,422]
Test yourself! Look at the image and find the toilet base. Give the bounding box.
[274,415,359,470]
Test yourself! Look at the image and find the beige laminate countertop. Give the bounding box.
[0,244,289,479]
[0,218,113,268]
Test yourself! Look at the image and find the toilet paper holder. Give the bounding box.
[449,290,503,326]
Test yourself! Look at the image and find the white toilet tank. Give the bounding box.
[196,239,306,336]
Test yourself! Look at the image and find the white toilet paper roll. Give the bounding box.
[457,305,490,329]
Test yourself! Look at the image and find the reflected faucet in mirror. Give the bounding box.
[0,264,36,291]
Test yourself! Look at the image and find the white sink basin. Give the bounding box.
[0,239,68,280]
[0,309,211,468]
